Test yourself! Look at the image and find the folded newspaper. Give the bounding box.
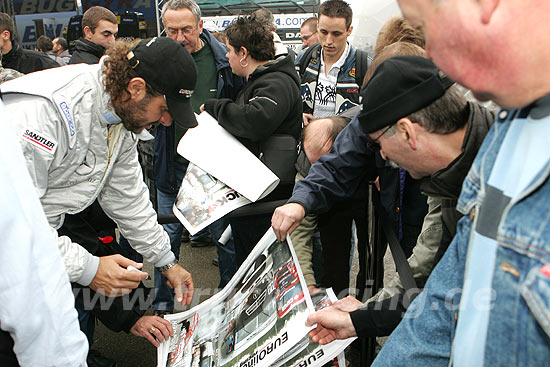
[172,163,250,235]
[177,112,279,202]
[157,229,355,367]
[173,112,281,235]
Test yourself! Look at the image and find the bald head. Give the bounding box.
[303,116,347,163]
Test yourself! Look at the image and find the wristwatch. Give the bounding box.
[156,260,178,273]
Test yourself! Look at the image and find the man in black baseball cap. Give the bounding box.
[126,37,198,129]
[359,55,454,135]
[271,54,459,240]
[271,50,494,344]
[359,55,459,178]
[1,37,200,357]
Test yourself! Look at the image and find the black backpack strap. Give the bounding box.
[298,43,321,77]
[372,187,418,294]
[354,48,372,88]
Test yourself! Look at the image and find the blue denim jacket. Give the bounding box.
[455,104,550,365]
[373,101,550,367]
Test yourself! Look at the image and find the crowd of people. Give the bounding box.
[1,0,549,366]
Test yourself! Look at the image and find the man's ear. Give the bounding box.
[83,25,93,40]
[0,30,10,42]
[480,0,500,24]
[126,77,147,101]
[396,117,418,150]
[198,19,204,34]
[347,25,353,37]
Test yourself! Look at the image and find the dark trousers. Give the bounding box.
[0,330,18,367]
[317,198,369,299]
[229,213,272,267]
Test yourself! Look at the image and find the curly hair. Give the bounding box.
[102,38,160,104]
[225,16,274,62]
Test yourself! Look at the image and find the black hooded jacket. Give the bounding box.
[204,54,302,156]
[204,54,302,199]
[2,41,59,74]
[69,38,105,65]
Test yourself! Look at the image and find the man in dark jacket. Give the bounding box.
[69,6,118,65]
[0,13,59,73]
[152,0,244,311]
[279,56,494,344]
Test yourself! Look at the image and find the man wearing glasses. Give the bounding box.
[153,0,244,315]
[300,17,319,50]
[272,56,494,337]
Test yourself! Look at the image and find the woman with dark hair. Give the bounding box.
[201,16,302,266]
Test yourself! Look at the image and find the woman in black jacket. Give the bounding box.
[202,15,302,266]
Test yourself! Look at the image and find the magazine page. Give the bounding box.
[177,112,279,202]
[172,163,251,236]
[157,229,315,367]
[273,288,356,367]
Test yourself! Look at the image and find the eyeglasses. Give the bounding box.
[301,33,314,41]
[367,124,394,152]
[165,27,195,37]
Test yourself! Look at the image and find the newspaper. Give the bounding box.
[172,163,250,235]
[157,229,315,367]
[177,112,279,202]
[273,288,355,367]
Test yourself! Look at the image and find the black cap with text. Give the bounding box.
[127,37,198,128]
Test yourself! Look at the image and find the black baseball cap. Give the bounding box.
[358,55,454,134]
[127,37,198,128]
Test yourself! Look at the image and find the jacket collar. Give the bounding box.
[2,41,22,65]
[200,29,230,72]
[96,56,122,127]
[74,38,105,59]
[422,102,495,199]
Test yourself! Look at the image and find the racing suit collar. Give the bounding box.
[97,56,122,127]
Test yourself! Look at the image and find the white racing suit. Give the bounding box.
[1,60,176,286]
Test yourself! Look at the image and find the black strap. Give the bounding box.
[298,43,321,77]
[355,49,371,88]
[373,189,418,292]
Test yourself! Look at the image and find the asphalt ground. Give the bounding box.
[93,241,220,367]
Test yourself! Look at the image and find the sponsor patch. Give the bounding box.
[58,101,76,148]
[22,129,57,154]
[349,67,356,78]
